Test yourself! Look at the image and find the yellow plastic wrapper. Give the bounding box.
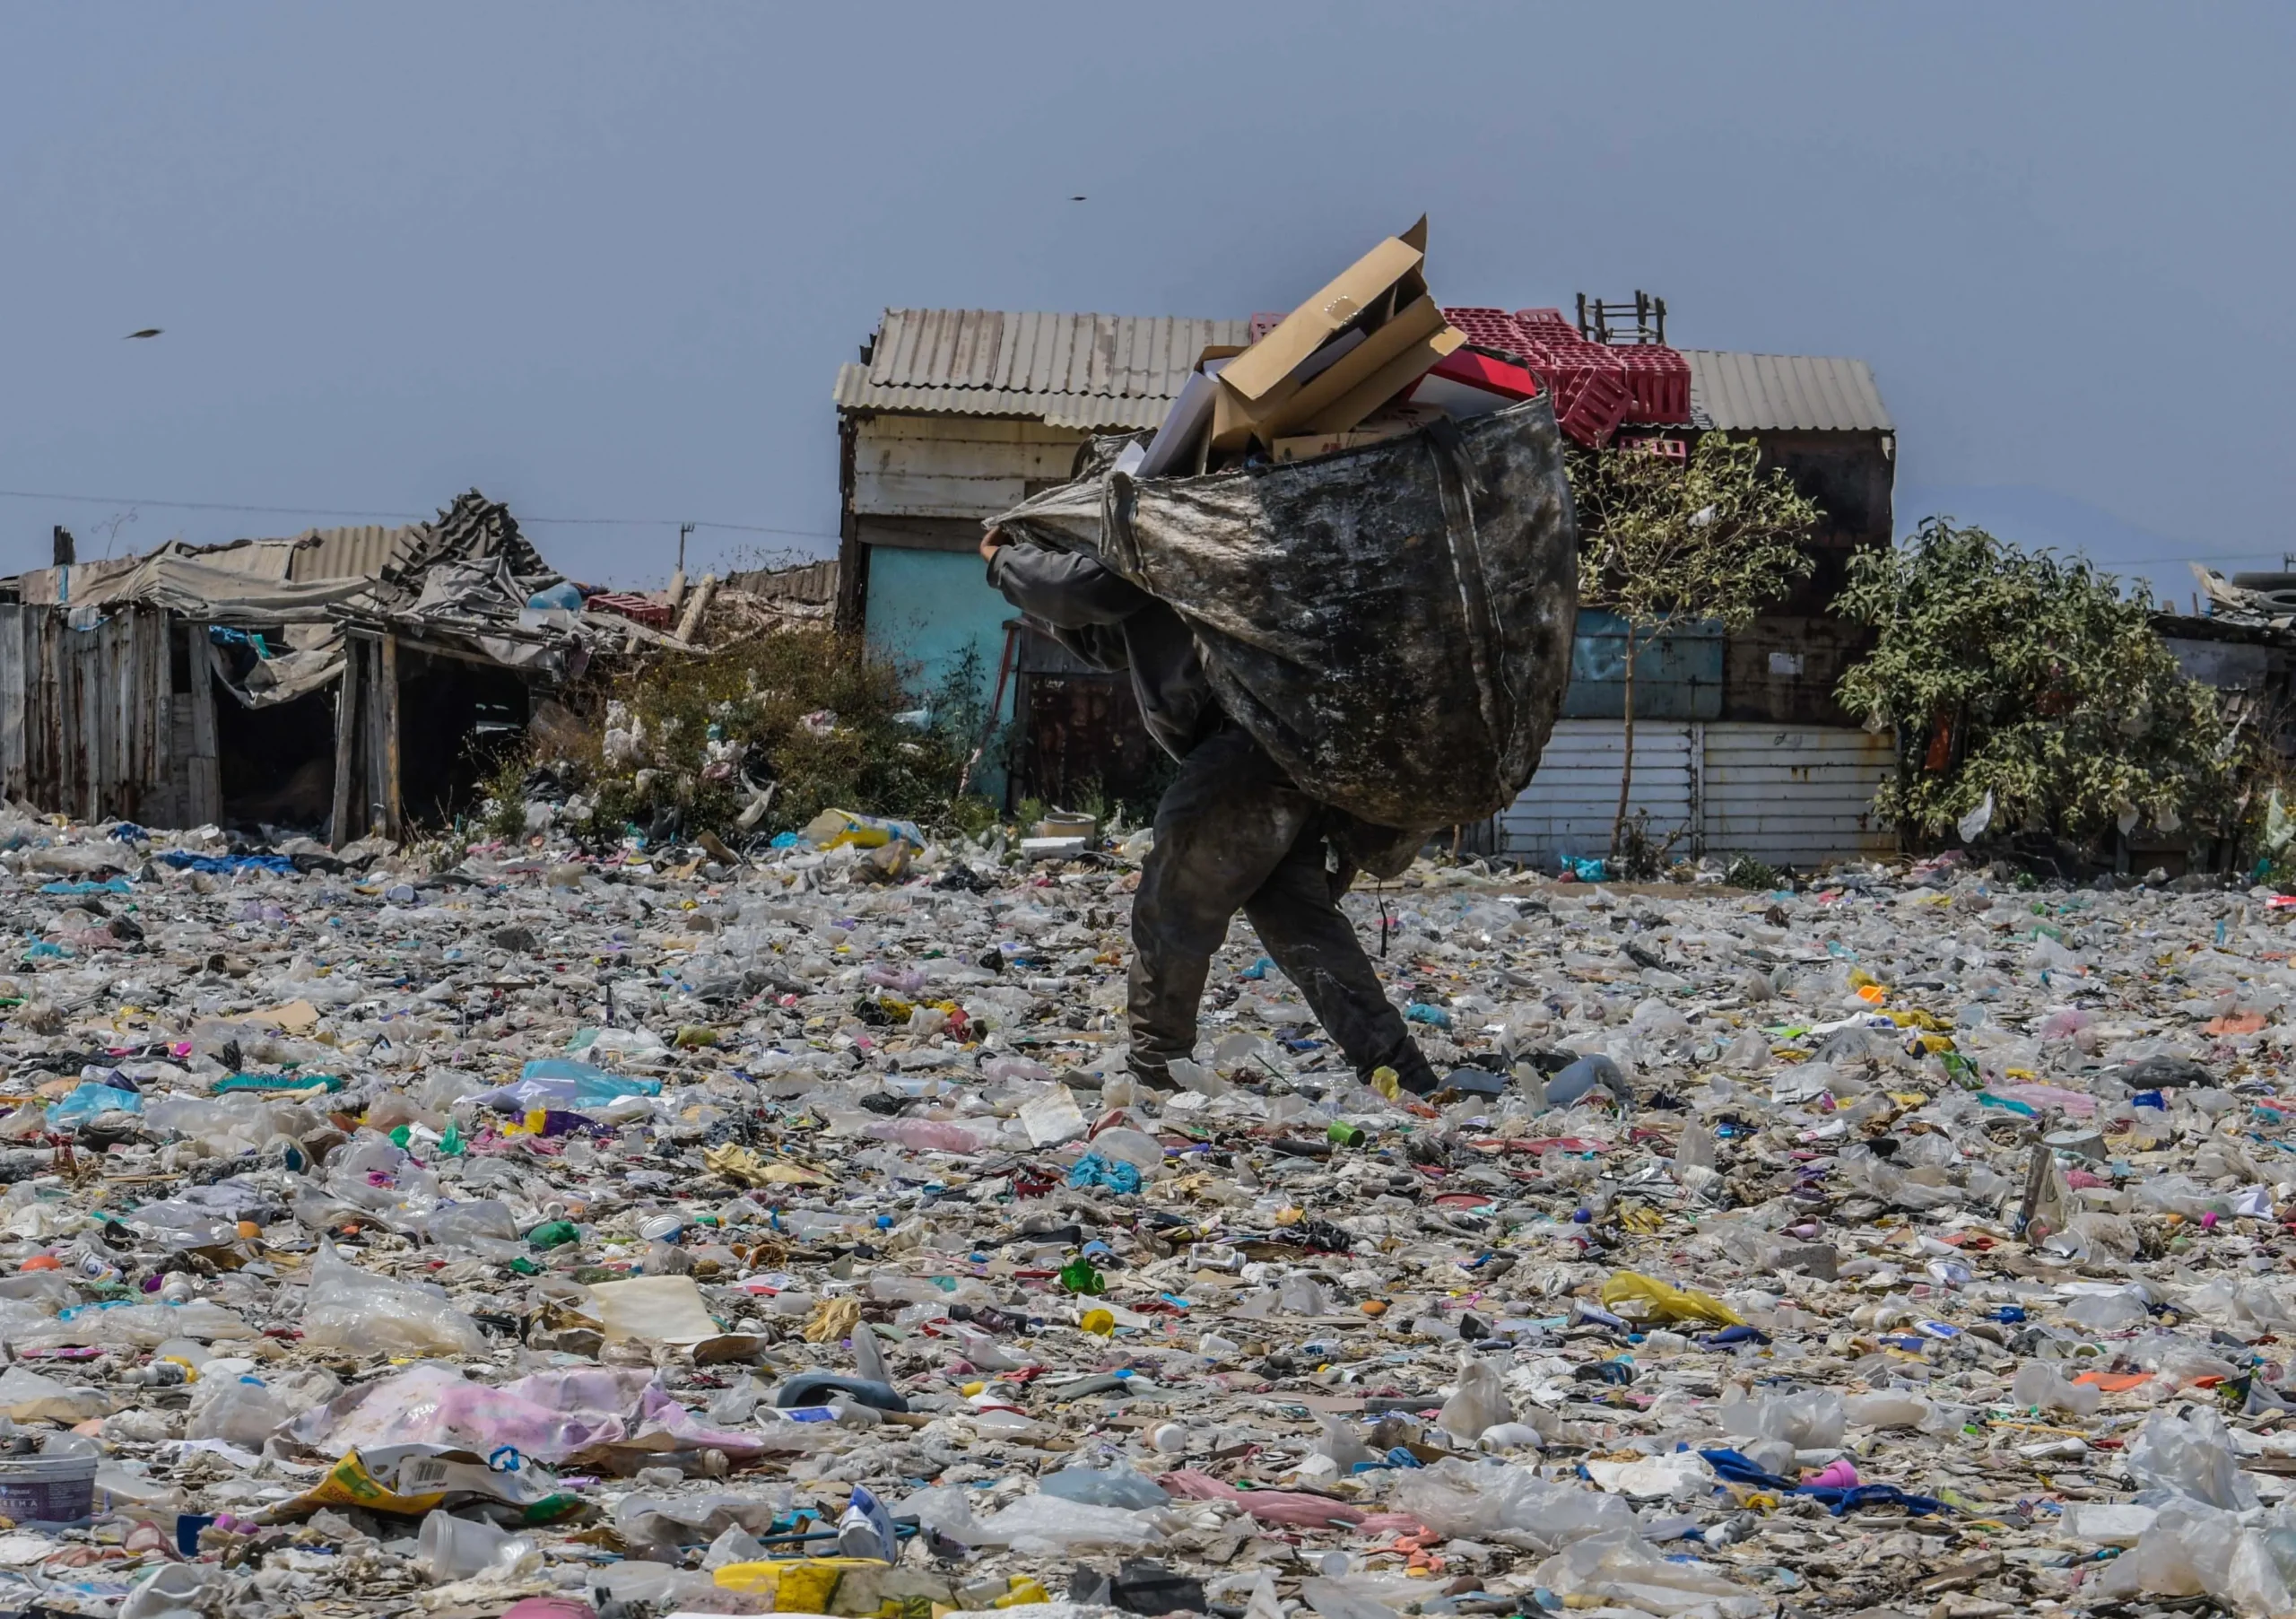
[714,1558,886,1613]
[802,809,924,852]
[717,1559,1013,1617]
[804,1296,864,1344]
[272,1448,577,1523]
[703,1143,828,1188]
[297,1449,448,1517]
[1599,1270,1745,1328]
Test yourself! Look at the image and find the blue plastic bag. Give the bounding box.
[1549,1053,1629,1110]
[1067,1153,1142,1195]
[475,1058,663,1113]
[161,851,294,875]
[49,1083,144,1127]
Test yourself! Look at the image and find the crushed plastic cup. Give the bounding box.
[417,1510,538,1582]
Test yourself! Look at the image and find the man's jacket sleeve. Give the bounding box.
[987,542,1152,628]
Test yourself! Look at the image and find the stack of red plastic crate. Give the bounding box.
[1441,306,1538,354]
[1432,308,1614,445]
[585,591,674,629]
[1587,326,1692,422]
[1506,309,1639,446]
[1243,305,1690,448]
[1435,308,1692,446]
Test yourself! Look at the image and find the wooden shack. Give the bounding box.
[0,492,587,841]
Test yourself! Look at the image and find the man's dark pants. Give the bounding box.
[1126,725,1438,1093]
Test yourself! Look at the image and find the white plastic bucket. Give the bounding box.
[0,1445,98,1526]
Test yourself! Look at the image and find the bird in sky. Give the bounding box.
[1069,195,1086,202]
[123,328,161,340]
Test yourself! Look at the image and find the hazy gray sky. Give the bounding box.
[4,4,2290,599]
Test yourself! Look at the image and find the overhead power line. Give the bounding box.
[2099,549,2285,567]
[0,487,840,543]
[0,483,2266,568]
[0,488,415,521]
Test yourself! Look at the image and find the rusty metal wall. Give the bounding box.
[1013,670,1161,813]
[1721,614,1875,727]
[0,605,179,823]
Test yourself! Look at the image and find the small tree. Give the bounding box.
[1834,518,2237,848]
[1571,432,1821,853]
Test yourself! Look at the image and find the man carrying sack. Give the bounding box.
[980,527,1442,1098]
[974,221,1578,1101]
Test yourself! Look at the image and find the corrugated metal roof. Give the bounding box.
[1678,351,1892,434]
[839,310,1250,429]
[169,539,296,582]
[13,553,151,606]
[833,366,1174,430]
[866,309,1249,396]
[285,524,421,582]
[838,310,1890,436]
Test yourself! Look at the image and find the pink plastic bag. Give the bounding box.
[288,1364,768,1464]
[1156,1469,1378,1530]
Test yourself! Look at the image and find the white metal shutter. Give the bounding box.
[1700,724,1895,865]
[1498,721,1897,870]
[1498,719,1695,868]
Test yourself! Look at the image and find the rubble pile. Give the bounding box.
[0,811,2285,1617]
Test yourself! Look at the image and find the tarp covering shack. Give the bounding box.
[0,492,625,838]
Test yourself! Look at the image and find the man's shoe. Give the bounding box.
[1126,1061,1179,1098]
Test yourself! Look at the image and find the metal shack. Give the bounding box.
[835,307,1895,866]
[1502,348,1898,870]
[0,491,600,841]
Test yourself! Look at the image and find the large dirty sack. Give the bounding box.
[990,396,1578,830]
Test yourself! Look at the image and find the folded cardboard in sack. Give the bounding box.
[1205,219,1465,457]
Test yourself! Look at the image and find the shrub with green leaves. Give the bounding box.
[1834,518,2237,846]
[592,627,1000,841]
[1723,854,1785,891]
